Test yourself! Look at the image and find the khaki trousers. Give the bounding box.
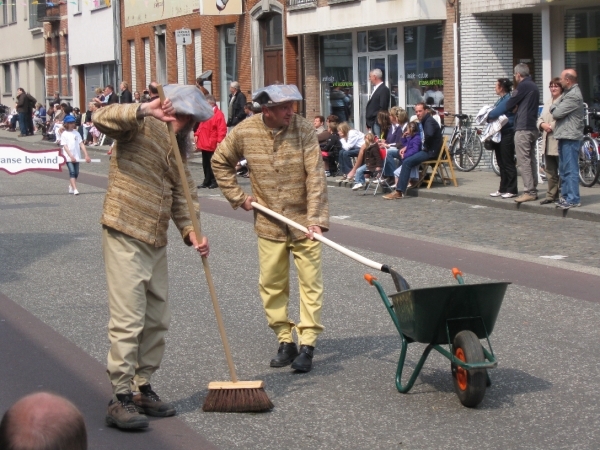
[514,130,539,195]
[257,236,324,347]
[102,226,171,397]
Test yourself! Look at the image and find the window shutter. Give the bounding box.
[176,44,184,84]
[129,41,136,92]
[194,30,202,77]
[144,38,150,86]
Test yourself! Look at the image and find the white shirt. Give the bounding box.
[61,130,83,160]
[340,129,365,150]
[370,82,383,99]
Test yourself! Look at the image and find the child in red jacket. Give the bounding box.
[194,95,227,189]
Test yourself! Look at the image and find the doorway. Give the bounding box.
[219,24,237,118]
[358,54,395,132]
[262,14,283,86]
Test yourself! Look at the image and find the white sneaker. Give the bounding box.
[351,183,364,191]
[489,191,504,197]
[501,192,516,199]
[73,189,79,195]
[69,186,74,194]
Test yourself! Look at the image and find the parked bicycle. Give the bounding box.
[444,113,483,172]
[579,103,600,187]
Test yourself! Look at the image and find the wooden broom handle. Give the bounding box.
[251,201,384,272]
[157,85,238,383]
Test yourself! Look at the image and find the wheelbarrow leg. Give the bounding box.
[395,339,434,393]
[486,370,492,387]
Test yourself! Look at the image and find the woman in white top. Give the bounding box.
[337,122,365,180]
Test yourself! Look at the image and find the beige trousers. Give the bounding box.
[514,130,539,195]
[257,236,324,347]
[102,226,171,396]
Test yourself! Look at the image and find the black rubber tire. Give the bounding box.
[452,131,483,172]
[451,330,487,407]
[578,136,600,187]
[491,151,500,176]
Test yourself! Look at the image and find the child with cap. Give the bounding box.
[60,115,91,195]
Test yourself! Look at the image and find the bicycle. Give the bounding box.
[444,113,483,172]
[579,104,600,187]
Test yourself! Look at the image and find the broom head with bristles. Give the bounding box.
[202,381,274,413]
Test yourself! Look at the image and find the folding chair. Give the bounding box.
[364,147,393,195]
[417,137,458,189]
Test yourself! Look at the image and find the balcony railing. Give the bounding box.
[37,2,61,22]
[287,0,317,11]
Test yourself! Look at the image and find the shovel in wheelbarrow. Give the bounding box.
[250,202,410,292]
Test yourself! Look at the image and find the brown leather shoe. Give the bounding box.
[133,384,176,417]
[106,393,149,429]
[514,193,537,203]
[383,191,404,200]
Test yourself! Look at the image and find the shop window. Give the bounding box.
[404,24,443,116]
[3,64,11,93]
[565,7,600,108]
[320,33,354,125]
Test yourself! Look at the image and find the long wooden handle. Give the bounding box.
[157,85,238,383]
[250,201,384,272]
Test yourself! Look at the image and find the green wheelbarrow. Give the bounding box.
[365,268,510,408]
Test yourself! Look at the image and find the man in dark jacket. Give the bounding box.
[365,69,390,136]
[505,63,540,203]
[119,82,133,104]
[383,102,442,200]
[15,88,32,137]
[226,81,247,127]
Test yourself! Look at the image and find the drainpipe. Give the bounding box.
[113,0,122,85]
[454,0,461,114]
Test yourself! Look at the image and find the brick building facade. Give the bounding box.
[42,3,72,104]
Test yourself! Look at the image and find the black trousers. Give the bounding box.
[492,131,518,195]
[201,150,216,186]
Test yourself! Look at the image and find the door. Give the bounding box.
[264,50,283,86]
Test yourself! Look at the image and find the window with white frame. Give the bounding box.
[3,64,11,93]
[29,0,39,29]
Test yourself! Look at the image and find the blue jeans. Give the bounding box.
[18,112,28,135]
[396,151,436,192]
[558,139,581,204]
[371,122,381,138]
[66,162,80,179]
[339,146,360,175]
[355,164,367,184]
[383,147,400,176]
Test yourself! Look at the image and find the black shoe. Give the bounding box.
[207,183,219,189]
[540,199,555,205]
[291,345,314,373]
[270,342,299,367]
[197,183,209,189]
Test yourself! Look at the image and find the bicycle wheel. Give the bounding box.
[579,136,600,187]
[453,130,482,172]
[491,151,500,176]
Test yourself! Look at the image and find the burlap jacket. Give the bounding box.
[212,113,329,242]
[93,104,199,247]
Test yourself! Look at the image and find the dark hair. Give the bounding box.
[315,115,325,124]
[407,121,419,135]
[414,102,427,110]
[106,84,114,91]
[244,102,254,110]
[497,78,513,93]
[550,77,564,93]
[326,114,338,123]
[195,77,204,87]
[376,110,391,138]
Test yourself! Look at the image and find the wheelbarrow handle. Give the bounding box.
[251,202,384,272]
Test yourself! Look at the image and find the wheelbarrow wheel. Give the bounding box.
[452,330,486,407]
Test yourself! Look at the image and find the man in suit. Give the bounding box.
[226,81,247,128]
[365,69,390,137]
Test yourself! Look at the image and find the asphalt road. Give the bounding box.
[1,139,599,449]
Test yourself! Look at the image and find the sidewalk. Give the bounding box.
[4,128,599,222]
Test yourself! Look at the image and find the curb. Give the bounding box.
[326,179,600,223]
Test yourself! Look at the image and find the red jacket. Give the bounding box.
[194,106,227,152]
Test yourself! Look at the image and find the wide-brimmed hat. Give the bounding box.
[252,84,303,107]
[162,84,214,122]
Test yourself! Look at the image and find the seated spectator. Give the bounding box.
[92,87,105,104]
[314,115,326,134]
[390,121,421,188]
[243,102,256,118]
[321,121,341,176]
[352,133,383,190]
[337,122,365,181]
[32,102,47,133]
[51,103,66,144]
[7,104,18,131]
[318,114,338,148]
[133,91,141,103]
[376,110,391,140]
[384,102,442,200]
[81,102,94,144]
[382,106,409,182]
[0,392,87,450]
[87,103,102,146]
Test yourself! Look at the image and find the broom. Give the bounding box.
[156,85,273,413]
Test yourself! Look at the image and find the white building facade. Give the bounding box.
[0,1,45,108]
[67,0,119,110]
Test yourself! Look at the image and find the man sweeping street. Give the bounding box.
[93,85,214,430]
[212,84,329,373]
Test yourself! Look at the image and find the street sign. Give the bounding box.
[175,29,192,46]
